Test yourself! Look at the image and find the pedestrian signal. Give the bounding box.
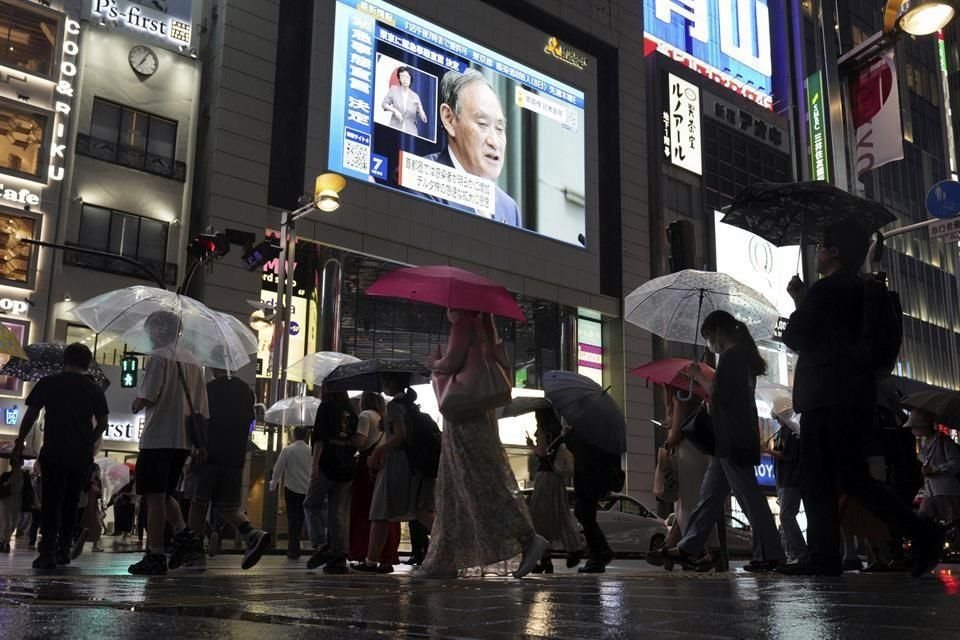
[121,357,138,389]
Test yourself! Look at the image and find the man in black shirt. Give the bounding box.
[780,220,942,577]
[174,367,270,571]
[12,343,108,570]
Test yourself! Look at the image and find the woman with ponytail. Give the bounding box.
[656,310,785,572]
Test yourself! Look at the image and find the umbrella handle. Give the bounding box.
[677,381,694,402]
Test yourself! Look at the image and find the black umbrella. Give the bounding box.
[721,181,897,248]
[543,371,626,455]
[902,390,960,429]
[322,359,431,392]
[0,343,111,390]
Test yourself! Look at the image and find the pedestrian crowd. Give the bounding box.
[2,220,956,580]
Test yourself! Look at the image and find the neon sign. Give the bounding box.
[644,0,774,109]
[92,0,193,47]
[48,18,80,182]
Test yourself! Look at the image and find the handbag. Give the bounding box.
[680,402,715,456]
[433,318,512,421]
[653,446,679,502]
[552,443,575,478]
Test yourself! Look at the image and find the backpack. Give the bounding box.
[851,272,903,378]
[318,407,358,483]
[397,398,441,479]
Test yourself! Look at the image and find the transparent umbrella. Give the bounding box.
[265,396,321,427]
[286,351,361,385]
[71,286,257,371]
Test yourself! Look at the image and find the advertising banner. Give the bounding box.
[666,73,702,175]
[805,72,829,182]
[853,50,904,177]
[328,0,587,245]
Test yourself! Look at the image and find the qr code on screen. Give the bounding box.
[343,139,370,174]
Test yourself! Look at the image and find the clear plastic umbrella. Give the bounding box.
[264,396,320,426]
[71,286,257,371]
[286,351,361,384]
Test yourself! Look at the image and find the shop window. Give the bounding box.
[78,98,184,181]
[0,101,48,180]
[0,2,59,78]
[0,318,27,396]
[70,204,169,282]
[0,209,37,286]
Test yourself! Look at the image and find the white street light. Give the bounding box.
[884,0,957,36]
[314,173,347,212]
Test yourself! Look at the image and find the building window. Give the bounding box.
[71,204,169,282]
[0,209,38,287]
[0,2,60,78]
[0,101,48,180]
[0,318,27,396]
[77,98,184,181]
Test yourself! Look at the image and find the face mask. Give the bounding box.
[705,338,719,354]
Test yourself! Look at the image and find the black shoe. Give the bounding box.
[323,555,349,574]
[377,563,394,574]
[842,558,863,572]
[32,554,56,570]
[55,548,71,566]
[167,529,198,570]
[566,550,584,569]
[646,548,667,567]
[352,562,380,573]
[128,553,168,576]
[307,544,334,570]
[242,530,271,570]
[578,559,606,574]
[776,562,842,577]
[911,522,946,578]
[403,556,422,566]
[743,560,781,573]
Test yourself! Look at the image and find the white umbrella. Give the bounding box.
[625,270,780,345]
[286,351,361,384]
[71,286,257,371]
[264,396,320,426]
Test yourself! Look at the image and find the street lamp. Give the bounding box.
[887,0,956,36]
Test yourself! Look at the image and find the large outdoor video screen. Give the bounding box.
[329,0,587,246]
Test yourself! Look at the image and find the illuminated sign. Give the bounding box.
[0,186,40,207]
[92,0,193,46]
[577,311,603,386]
[805,72,829,181]
[644,0,773,109]
[754,453,775,487]
[102,417,144,442]
[544,37,588,70]
[0,298,29,315]
[48,18,80,183]
[664,73,702,175]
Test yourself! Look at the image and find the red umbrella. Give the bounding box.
[366,265,526,321]
[630,358,714,399]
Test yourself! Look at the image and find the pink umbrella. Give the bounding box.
[366,265,526,321]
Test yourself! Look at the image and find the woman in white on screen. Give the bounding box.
[382,66,428,136]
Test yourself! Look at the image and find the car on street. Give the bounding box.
[521,488,669,555]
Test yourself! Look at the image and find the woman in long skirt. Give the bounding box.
[527,408,583,572]
[421,310,548,578]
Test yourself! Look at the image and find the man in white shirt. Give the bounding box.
[271,427,313,559]
[128,310,209,576]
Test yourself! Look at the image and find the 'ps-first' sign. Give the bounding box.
[644,0,773,109]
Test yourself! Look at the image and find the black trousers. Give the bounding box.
[284,488,306,556]
[801,407,924,570]
[37,461,85,555]
[573,474,610,559]
[409,519,430,560]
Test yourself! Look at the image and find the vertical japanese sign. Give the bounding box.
[666,73,702,175]
[340,10,376,176]
[853,50,904,177]
[805,71,829,181]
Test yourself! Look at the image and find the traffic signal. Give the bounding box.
[188,232,231,260]
[120,356,138,389]
[666,220,697,272]
[241,239,282,272]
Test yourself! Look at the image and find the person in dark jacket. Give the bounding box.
[660,311,785,572]
[779,219,942,577]
[763,409,806,563]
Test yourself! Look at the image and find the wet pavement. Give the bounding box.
[2,546,960,639]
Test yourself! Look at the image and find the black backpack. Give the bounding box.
[851,272,903,378]
[397,398,441,479]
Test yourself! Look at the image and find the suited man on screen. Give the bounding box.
[424,69,521,227]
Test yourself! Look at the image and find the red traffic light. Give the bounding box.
[189,233,231,259]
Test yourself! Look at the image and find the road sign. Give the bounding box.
[121,356,138,389]
[926,180,960,220]
[929,217,960,242]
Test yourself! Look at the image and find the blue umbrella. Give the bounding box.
[543,371,626,455]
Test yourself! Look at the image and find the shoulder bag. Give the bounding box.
[433,318,512,421]
[680,401,715,456]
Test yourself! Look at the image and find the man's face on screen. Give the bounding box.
[446,82,506,180]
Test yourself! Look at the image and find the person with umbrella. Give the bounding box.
[127,310,209,576]
[659,311,785,572]
[903,403,960,527]
[10,343,109,570]
[780,220,943,577]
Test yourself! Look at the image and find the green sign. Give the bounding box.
[806,72,830,182]
[121,356,138,389]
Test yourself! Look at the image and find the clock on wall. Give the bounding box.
[128,45,159,77]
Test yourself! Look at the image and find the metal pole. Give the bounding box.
[819,0,850,193]
[279,220,297,397]
[269,213,289,407]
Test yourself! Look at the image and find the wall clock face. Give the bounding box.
[129,45,159,77]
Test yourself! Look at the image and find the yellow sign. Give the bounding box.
[545,37,588,71]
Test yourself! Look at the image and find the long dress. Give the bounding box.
[350,431,401,562]
[527,446,583,553]
[421,314,536,574]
